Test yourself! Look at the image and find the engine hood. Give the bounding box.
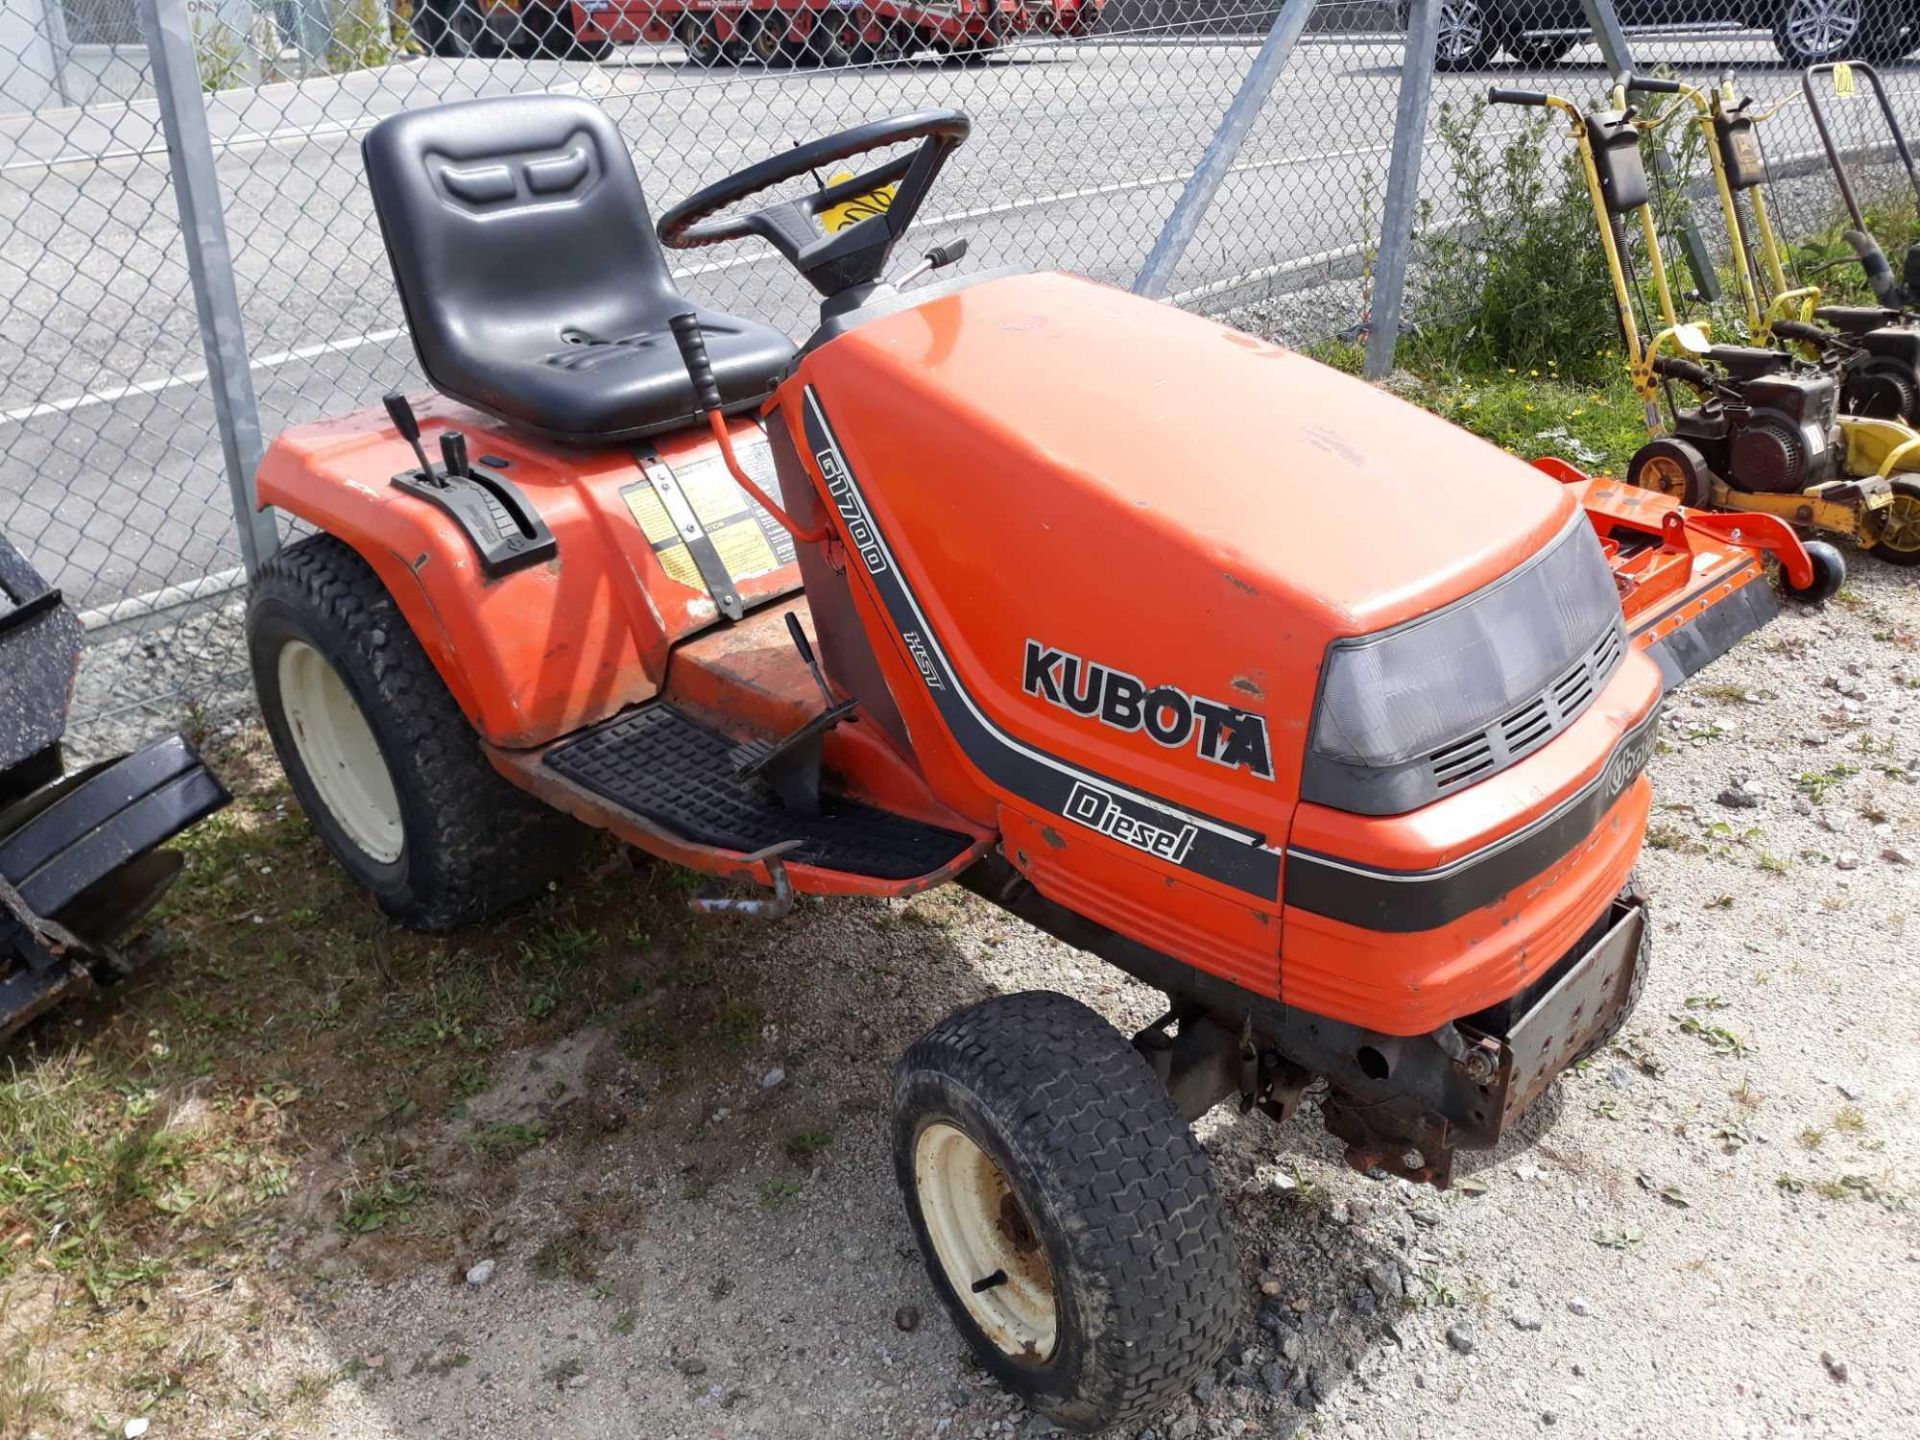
[791,271,1584,831]
[816,270,1575,636]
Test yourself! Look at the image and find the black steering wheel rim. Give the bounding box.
[656,109,971,252]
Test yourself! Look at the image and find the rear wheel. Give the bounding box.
[1627,437,1713,508]
[892,992,1238,1431]
[1863,477,1920,564]
[247,534,584,931]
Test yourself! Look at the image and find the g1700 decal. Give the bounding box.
[1023,641,1274,781]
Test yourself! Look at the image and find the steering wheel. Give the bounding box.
[657,111,970,298]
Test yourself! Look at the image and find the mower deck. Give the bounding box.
[1541,459,1807,687]
[542,703,977,881]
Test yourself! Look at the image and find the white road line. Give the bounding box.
[2,138,1413,428]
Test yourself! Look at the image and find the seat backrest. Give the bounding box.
[362,95,678,395]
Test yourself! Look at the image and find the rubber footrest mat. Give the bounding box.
[544,705,974,881]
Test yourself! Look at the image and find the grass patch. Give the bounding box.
[466,1120,548,1161]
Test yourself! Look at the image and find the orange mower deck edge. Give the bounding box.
[243,97,1826,1433]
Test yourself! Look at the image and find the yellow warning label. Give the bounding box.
[620,440,791,600]
[1834,62,1857,99]
[819,168,897,235]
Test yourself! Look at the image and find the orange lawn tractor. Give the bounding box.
[245,99,1825,1431]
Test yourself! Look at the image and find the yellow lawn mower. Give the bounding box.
[1490,83,1920,567]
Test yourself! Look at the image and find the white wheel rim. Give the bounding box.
[277,639,404,865]
[1787,0,1858,54]
[1437,0,1483,59]
[914,1122,1057,1363]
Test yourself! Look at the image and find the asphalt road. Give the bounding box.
[4,31,1918,612]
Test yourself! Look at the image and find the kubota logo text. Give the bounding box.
[1023,640,1274,781]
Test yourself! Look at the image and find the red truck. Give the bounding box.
[412,0,1103,63]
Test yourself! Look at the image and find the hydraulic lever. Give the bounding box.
[669,313,827,544]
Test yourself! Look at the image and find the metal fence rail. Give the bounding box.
[5,0,1920,745]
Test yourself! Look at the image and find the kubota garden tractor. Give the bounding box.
[244,98,1823,1429]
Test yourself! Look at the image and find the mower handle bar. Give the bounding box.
[1487,87,1551,107]
[1624,74,1683,95]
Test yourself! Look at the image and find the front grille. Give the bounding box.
[1430,623,1624,793]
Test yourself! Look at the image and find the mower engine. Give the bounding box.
[1672,349,1840,494]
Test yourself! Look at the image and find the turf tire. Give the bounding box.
[247,533,583,932]
[892,991,1238,1432]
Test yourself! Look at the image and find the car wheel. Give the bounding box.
[677,14,725,65]
[248,535,584,931]
[1773,0,1866,65]
[893,992,1239,1431]
[1432,0,1500,70]
[415,0,501,56]
[744,12,789,64]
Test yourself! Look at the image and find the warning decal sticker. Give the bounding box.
[620,434,796,597]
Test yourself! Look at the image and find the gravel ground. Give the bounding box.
[75,557,1911,1440]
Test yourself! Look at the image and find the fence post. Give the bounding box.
[1361,0,1439,379]
[1579,0,1634,85]
[138,0,279,575]
[1132,0,1319,300]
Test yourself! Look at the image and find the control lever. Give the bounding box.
[898,238,969,287]
[439,430,470,481]
[668,313,826,543]
[785,611,833,706]
[383,392,437,483]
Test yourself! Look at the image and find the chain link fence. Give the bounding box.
[5,0,1920,748]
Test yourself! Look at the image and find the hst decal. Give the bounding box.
[1023,640,1274,782]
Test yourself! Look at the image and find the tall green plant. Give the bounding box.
[1408,102,1623,385]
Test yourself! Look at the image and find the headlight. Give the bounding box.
[1303,515,1625,815]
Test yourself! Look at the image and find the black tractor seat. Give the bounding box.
[1813,305,1902,337]
[1704,344,1790,381]
[362,96,796,447]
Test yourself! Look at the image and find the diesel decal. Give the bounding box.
[1022,641,1274,781]
[1065,781,1197,863]
[812,443,888,575]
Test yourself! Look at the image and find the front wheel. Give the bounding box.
[1783,540,1849,602]
[1863,477,1920,564]
[892,992,1238,1431]
[247,535,584,931]
[1772,0,1867,66]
